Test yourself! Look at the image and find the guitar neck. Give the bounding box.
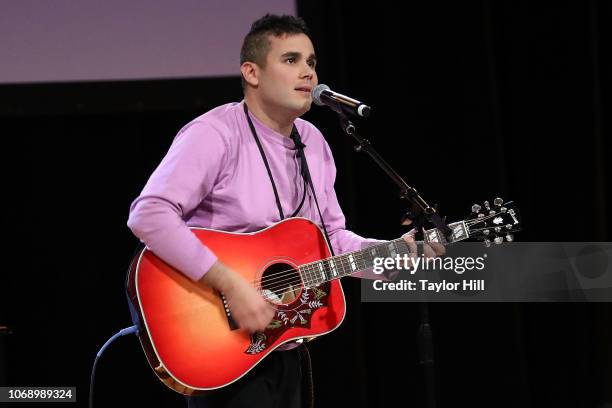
[299,221,470,287]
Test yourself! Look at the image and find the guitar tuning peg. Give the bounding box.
[494,197,503,207]
[472,204,482,213]
[495,226,501,233]
[484,201,491,211]
[484,239,491,247]
[508,209,519,224]
[494,236,504,245]
[506,234,514,242]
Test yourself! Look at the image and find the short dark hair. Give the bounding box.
[240,14,311,89]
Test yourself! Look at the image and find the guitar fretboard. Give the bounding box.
[298,221,469,287]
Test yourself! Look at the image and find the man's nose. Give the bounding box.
[300,63,315,79]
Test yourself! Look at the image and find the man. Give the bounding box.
[127,14,443,408]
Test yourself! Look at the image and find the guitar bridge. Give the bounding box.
[220,292,239,331]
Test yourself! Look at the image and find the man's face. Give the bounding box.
[256,33,318,117]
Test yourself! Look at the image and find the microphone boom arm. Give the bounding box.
[337,112,452,240]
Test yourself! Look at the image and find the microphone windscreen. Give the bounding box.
[311,84,330,106]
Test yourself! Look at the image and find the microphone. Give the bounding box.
[311,84,372,118]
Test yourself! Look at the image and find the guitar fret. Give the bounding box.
[302,264,315,287]
[299,266,308,287]
[366,246,377,267]
[328,259,338,278]
[324,261,334,280]
[317,262,327,282]
[309,264,318,285]
[393,239,409,255]
[308,264,316,286]
[376,243,388,263]
[339,255,350,276]
[342,255,351,276]
[356,252,367,271]
[360,251,369,270]
[303,264,315,287]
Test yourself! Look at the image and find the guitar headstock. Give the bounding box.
[465,198,521,246]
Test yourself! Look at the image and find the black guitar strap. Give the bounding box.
[244,103,335,256]
[289,126,336,257]
[244,103,307,220]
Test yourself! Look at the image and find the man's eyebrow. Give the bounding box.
[280,52,317,61]
[280,51,300,58]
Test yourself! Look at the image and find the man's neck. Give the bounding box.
[244,95,295,137]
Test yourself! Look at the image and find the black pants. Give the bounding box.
[186,345,312,408]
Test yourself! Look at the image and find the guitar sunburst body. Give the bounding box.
[127,218,346,394]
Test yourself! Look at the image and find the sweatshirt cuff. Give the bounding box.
[188,244,219,282]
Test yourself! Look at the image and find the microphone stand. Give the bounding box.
[334,109,451,408]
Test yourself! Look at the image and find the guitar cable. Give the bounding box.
[90,324,140,408]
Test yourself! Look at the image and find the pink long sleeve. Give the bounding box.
[127,121,229,281]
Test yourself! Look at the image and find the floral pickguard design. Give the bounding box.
[245,284,329,354]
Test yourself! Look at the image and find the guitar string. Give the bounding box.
[248,213,513,290]
[247,209,517,300]
[465,204,515,226]
[248,235,465,294]
[246,239,414,288]
[251,223,515,297]
[237,211,515,290]
[468,226,514,234]
[465,212,508,226]
[252,253,368,293]
[251,241,416,296]
[261,239,414,292]
[240,238,406,286]
[252,249,376,288]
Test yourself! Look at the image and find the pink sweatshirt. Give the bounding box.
[127,100,377,282]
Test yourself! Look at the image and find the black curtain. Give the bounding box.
[298,1,612,407]
[1,1,610,407]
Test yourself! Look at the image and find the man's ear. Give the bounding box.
[240,62,259,87]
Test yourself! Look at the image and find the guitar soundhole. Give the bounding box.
[260,262,302,305]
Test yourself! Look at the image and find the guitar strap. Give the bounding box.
[288,125,336,258]
[244,103,335,257]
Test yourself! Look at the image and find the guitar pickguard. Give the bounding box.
[245,283,330,354]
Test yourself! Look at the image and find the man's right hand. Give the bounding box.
[199,261,276,333]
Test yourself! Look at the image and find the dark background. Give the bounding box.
[1,1,611,407]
